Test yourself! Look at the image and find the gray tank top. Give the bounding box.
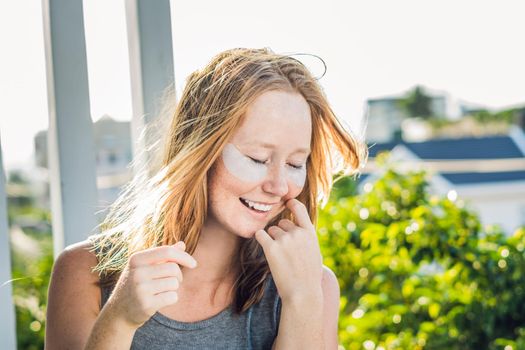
[99,273,282,349]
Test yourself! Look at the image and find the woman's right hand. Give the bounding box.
[105,241,197,329]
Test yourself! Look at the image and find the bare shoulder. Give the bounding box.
[62,239,99,265]
[322,265,339,293]
[321,265,340,349]
[45,239,102,349]
[52,239,101,292]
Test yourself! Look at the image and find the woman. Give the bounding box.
[45,47,366,349]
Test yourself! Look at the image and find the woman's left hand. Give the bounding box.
[255,198,323,303]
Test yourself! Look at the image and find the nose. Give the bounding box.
[262,164,289,197]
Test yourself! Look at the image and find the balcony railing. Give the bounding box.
[0,1,174,348]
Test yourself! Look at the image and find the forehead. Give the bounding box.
[232,90,312,151]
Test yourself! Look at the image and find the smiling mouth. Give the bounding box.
[239,198,272,213]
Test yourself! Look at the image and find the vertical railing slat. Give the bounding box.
[0,135,17,350]
[42,0,99,258]
[125,0,175,173]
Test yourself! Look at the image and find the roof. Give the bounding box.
[368,135,524,159]
[365,133,525,185]
[441,171,525,184]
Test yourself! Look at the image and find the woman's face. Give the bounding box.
[207,89,312,239]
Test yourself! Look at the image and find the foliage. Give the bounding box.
[397,86,435,119]
[8,170,29,184]
[469,107,523,125]
[319,154,525,350]
[9,205,53,350]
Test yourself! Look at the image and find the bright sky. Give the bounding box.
[1,0,524,169]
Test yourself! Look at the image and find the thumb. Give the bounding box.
[174,241,186,251]
[254,230,273,250]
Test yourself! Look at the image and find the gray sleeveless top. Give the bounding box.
[99,272,282,349]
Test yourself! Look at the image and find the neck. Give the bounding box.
[182,220,242,286]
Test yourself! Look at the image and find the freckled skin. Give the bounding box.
[206,90,312,238]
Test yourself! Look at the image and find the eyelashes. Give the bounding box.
[248,157,265,165]
[248,157,305,170]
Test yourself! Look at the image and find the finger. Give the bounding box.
[153,291,179,309]
[130,245,197,269]
[286,199,313,230]
[277,219,296,231]
[148,276,180,295]
[267,225,286,240]
[141,262,183,282]
[174,241,186,251]
[255,229,274,250]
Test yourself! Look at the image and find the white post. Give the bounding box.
[125,0,175,173]
[0,136,17,350]
[42,0,99,258]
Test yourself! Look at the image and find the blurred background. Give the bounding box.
[0,0,524,349]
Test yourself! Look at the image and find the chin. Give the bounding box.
[235,226,263,239]
[224,206,283,239]
[230,216,282,240]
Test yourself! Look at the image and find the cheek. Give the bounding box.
[208,163,235,202]
[210,160,252,200]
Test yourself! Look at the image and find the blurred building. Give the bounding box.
[34,115,133,211]
[365,87,461,143]
[362,127,525,234]
[365,97,406,143]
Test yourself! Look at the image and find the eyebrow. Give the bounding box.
[250,142,311,155]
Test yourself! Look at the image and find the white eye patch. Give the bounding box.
[222,143,267,182]
[286,164,307,187]
[221,143,307,187]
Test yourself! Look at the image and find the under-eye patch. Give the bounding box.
[221,143,307,187]
[285,163,307,187]
[222,143,268,182]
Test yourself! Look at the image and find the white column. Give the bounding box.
[0,136,16,350]
[125,0,175,173]
[42,0,99,258]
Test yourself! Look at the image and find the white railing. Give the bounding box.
[0,136,17,350]
[0,1,175,348]
[42,0,100,256]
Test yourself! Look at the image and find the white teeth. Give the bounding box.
[242,198,272,212]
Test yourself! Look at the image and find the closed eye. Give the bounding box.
[288,163,305,170]
[248,157,304,170]
[248,157,266,165]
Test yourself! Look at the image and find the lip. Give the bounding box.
[240,197,279,206]
[239,198,272,219]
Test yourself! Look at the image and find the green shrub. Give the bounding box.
[319,157,525,350]
[9,204,53,350]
